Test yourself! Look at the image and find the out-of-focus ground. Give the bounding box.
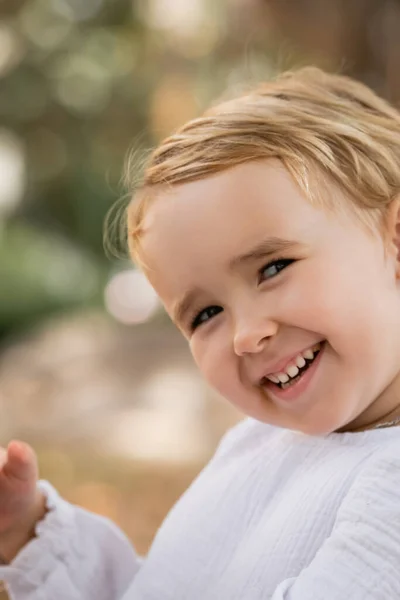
[0,312,242,599]
[0,311,243,554]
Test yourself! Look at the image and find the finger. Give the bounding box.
[0,447,6,470]
[3,441,38,482]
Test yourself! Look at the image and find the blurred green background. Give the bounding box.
[0,0,399,569]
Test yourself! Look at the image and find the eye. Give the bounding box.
[191,305,222,331]
[259,258,295,282]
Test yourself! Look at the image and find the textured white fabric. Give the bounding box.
[1,418,400,599]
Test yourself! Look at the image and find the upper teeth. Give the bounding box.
[265,343,321,384]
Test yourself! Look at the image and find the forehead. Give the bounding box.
[140,161,342,296]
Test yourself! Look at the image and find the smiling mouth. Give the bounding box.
[260,342,324,391]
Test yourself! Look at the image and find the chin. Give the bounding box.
[297,401,358,436]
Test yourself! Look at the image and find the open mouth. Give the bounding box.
[261,341,324,391]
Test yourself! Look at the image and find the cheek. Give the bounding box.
[190,337,213,383]
[295,255,396,358]
[275,262,345,331]
[190,333,237,393]
[276,259,381,356]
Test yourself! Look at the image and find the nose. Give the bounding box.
[233,314,278,356]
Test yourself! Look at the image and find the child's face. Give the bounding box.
[140,160,400,434]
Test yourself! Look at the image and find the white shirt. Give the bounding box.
[1,418,400,599]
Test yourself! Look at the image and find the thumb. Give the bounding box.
[3,441,38,482]
[0,447,6,469]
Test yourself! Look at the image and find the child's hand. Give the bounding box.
[0,441,47,563]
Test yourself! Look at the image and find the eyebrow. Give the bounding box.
[173,237,304,326]
[228,237,303,270]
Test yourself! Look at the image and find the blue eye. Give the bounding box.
[259,258,294,282]
[191,305,222,331]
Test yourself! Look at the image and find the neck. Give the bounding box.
[341,404,400,432]
[337,370,400,433]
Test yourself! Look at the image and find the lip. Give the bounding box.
[256,341,324,383]
[261,341,325,404]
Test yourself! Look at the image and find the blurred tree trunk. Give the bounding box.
[263,0,400,102]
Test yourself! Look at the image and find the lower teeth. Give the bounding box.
[280,373,303,390]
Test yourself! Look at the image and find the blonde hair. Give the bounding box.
[125,67,400,265]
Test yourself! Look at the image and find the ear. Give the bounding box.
[385,196,400,278]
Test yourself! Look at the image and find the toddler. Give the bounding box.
[1,67,400,599]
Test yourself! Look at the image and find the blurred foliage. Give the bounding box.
[1,0,399,340]
[0,0,277,339]
[0,222,104,337]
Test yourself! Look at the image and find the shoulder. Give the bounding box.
[265,436,400,599]
[352,433,400,486]
[337,434,400,524]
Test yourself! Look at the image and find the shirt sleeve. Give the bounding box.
[271,442,400,600]
[0,480,143,600]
